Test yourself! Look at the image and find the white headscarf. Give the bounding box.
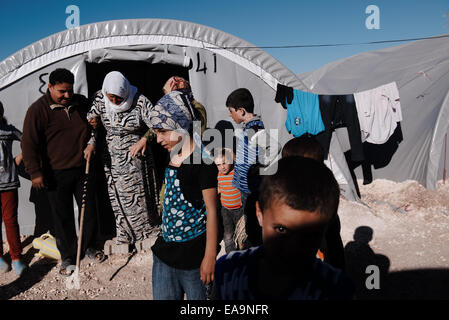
[102,71,137,121]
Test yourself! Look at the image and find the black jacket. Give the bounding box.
[315,94,364,162]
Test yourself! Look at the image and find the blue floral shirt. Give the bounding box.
[162,166,207,242]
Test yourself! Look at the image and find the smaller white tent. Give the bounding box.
[297,34,449,190]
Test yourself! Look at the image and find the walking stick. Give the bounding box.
[66,160,90,290]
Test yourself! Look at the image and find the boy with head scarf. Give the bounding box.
[150,90,218,300]
[129,76,207,157]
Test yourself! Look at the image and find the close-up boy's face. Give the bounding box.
[155,129,183,151]
[256,198,328,270]
[215,156,232,175]
[227,106,244,124]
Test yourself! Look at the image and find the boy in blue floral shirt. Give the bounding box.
[150,90,218,300]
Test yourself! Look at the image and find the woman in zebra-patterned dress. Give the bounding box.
[87,71,160,245]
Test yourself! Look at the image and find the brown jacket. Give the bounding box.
[21,91,91,179]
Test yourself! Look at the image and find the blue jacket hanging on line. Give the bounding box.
[284,89,325,137]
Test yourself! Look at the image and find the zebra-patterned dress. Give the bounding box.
[88,91,160,245]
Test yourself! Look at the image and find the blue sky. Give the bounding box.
[0,0,447,74]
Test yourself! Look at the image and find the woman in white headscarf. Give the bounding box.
[87,71,160,248]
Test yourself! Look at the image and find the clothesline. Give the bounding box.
[275,82,403,186]
[205,34,449,50]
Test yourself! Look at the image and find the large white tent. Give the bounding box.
[297,34,449,190]
[0,19,359,236]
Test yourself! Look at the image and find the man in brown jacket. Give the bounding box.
[21,68,104,276]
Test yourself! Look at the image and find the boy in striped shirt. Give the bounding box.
[225,88,264,207]
[215,148,243,253]
[225,88,281,210]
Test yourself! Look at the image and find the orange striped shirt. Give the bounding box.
[217,170,242,209]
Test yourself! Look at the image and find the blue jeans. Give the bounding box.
[152,254,206,300]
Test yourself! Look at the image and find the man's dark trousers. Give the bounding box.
[46,166,98,262]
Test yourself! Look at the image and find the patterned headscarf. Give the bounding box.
[150,90,194,132]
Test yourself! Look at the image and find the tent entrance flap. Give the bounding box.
[86,45,192,68]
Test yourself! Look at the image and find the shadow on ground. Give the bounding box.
[345,226,449,299]
[0,236,57,299]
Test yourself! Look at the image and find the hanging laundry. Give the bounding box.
[315,94,364,162]
[363,122,403,168]
[354,82,402,144]
[274,83,293,109]
[283,89,325,137]
[346,123,403,185]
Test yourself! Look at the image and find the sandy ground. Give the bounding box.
[1,179,448,300]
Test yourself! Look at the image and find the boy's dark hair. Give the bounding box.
[282,135,325,163]
[225,88,254,113]
[49,68,74,85]
[258,156,339,222]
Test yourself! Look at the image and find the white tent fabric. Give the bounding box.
[0,19,359,236]
[297,34,449,190]
[0,19,306,91]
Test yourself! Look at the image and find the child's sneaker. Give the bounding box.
[0,257,11,273]
[12,260,27,276]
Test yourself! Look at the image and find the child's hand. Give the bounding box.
[200,254,216,285]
